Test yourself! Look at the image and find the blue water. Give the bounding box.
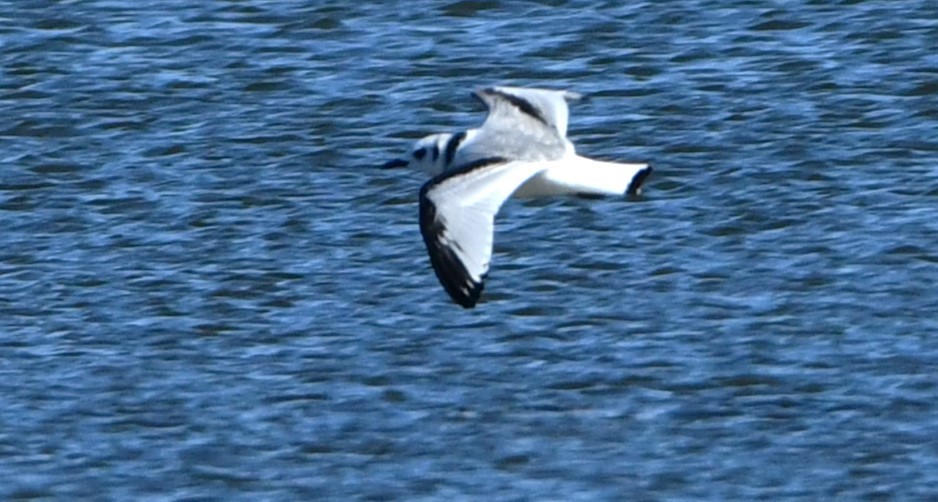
[2,1,937,499]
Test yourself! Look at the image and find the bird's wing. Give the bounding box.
[419,157,552,308]
[452,87,580,166]
[475,86,582,138]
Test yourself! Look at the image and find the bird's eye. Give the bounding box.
[413,147,427,160]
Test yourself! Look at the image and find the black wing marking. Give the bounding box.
[419,191,484,308]
[418,157,508,308]
[479,87,549,126]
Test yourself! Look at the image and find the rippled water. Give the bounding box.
[2,0,937,499]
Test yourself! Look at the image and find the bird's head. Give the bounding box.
[381,133,453,176]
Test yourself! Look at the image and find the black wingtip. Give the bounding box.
[417,156,510,308]
[419,179,487,309]
[452,281,484,309]
[627,165,653,196]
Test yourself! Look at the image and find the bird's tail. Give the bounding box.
[514,155,652,198]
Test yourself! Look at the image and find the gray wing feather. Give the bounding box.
[476,86,582,137]
[452,87,580,167]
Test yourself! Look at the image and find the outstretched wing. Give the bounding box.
[475,86,582,138]
[452,87,580,167]
[419,157,552,308]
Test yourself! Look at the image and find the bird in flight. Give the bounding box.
[384,86,652,308]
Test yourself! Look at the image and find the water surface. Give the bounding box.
[1,1,937,499]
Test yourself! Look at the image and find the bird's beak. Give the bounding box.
[381,158,409,169]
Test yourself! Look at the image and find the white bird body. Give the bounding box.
[384,86,652,308]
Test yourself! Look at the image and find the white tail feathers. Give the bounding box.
[512,155,651,198]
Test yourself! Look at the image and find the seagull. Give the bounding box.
[384,86,652,308]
